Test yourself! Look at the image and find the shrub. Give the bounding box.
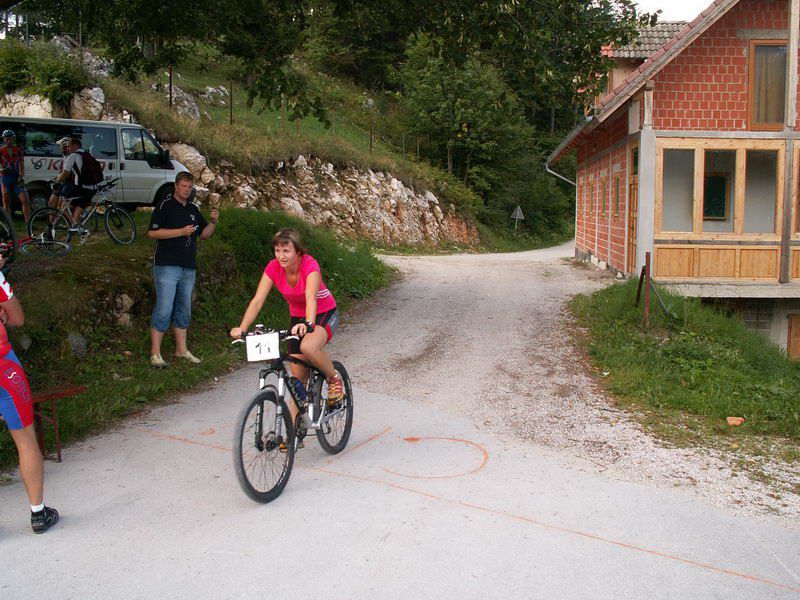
[26,43,91,108]
[0,40,31,95]
[0,40,91,108]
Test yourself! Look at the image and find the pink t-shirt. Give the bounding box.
[264,254,337,317]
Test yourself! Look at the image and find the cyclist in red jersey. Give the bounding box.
[0,256,59,533]
[230,229,344,424]
[0,130,31,224]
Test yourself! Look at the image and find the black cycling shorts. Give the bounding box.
[287,308,339,355]
[61,182,95,209]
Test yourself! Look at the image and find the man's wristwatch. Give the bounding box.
[304,321,315,332]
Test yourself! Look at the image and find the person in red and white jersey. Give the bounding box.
[0,258,59,533]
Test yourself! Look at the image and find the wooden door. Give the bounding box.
[789,315,800,359]
[627,174,639,274]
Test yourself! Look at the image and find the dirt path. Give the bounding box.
[334,240,800,524]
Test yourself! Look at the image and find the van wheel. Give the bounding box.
[154,184,174,206]
[29,189,50,212]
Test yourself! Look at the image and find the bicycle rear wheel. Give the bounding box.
[28,207,71,243]
[20,239,70,257]
[233,388,295,503]
[0,207,18,264]
[313,361,353,454]
[104,206,136,245]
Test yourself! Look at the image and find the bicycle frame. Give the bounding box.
[256,357,343,431]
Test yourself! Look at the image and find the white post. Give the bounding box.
[637,82,656,273]
[786,0,799,130]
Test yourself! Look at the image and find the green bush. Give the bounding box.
[25,43,91,108]
[0,40,31,95]
[0,40,91,108]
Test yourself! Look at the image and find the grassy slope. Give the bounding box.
[105,62,566,251]
[104,68,483,218]
[0,209,390,468]
[571,279,800,458]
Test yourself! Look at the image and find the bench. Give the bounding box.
[31,384,87,462]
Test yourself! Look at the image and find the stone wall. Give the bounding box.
[165,143,479,247]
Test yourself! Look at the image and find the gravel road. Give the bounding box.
[334,240,800,525]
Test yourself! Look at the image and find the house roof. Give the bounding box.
[548,0,741,164]
[610,21,688,59]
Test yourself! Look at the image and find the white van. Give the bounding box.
[0,116,188,212]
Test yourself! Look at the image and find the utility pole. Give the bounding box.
[229,79,233,125]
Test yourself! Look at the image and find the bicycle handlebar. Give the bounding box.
[230,328,300,346]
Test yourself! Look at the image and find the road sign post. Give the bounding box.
[511,205,524,232]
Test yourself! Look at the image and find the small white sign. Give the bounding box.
[511,206,525,220]
[246,332,280,362]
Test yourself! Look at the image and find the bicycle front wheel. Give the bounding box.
[104,206,136,245]
[28,208,71,243]
[314,361,353,454]
[20,239,71,257]
[233,388,295,503]
[0,207,18,264]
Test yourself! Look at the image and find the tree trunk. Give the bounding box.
[447,140,453,174]
[464,152,471,185]
[550,107,555,136]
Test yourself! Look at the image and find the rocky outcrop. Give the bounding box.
[162,145,478,246]
[150,82,200,120]
[70,86,106,120]
[1,86,105,120]
[0,92,57,118]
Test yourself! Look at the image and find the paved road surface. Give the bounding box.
[2,242,799,599]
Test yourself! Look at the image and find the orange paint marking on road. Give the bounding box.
[199,428,217,436]
[383,436,489,480]
[136,426,800,595]
[307,465,800,595]
[325,426,392,464]
[137,428,230,453]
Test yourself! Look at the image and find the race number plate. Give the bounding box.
[245,332,280,362]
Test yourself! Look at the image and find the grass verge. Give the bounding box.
[570,279,800,451]
[0,208,390,469]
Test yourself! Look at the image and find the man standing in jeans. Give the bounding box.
[147,171,218,368]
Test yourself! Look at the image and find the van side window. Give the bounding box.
[83,126,117,159]
[122,129,145,161]
[24,124,72,157]
[123,128,163,167]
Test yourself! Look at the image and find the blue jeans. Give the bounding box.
[151,266,196,332]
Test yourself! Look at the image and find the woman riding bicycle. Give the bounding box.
[230,229,344,420]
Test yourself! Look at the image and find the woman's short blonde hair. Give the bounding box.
[272,228,307,254]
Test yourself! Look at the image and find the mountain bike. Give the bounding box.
[0,206,18,264]
[26,178,136,249]
[231,325,353,503]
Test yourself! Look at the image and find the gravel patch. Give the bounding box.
[332,241,800,528]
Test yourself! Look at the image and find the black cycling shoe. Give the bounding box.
[31,506,59,534]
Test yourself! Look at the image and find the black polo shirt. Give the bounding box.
[149,196,208,269]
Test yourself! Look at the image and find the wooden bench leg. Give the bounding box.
[33,403,47,458]
[50,398,62,463]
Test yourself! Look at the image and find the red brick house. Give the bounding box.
[547,0,800,355]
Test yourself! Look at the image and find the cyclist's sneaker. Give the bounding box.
[150,353,169,368]
[44,226,55,242]
[327,374,344,404]
[68,225,89,236]
[31,506,59,534]
[176,350,201,364]
[279,437,304,453]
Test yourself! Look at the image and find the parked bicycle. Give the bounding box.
[231,325,353,503]
[26,178,136,252]
[0,206,18,264]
